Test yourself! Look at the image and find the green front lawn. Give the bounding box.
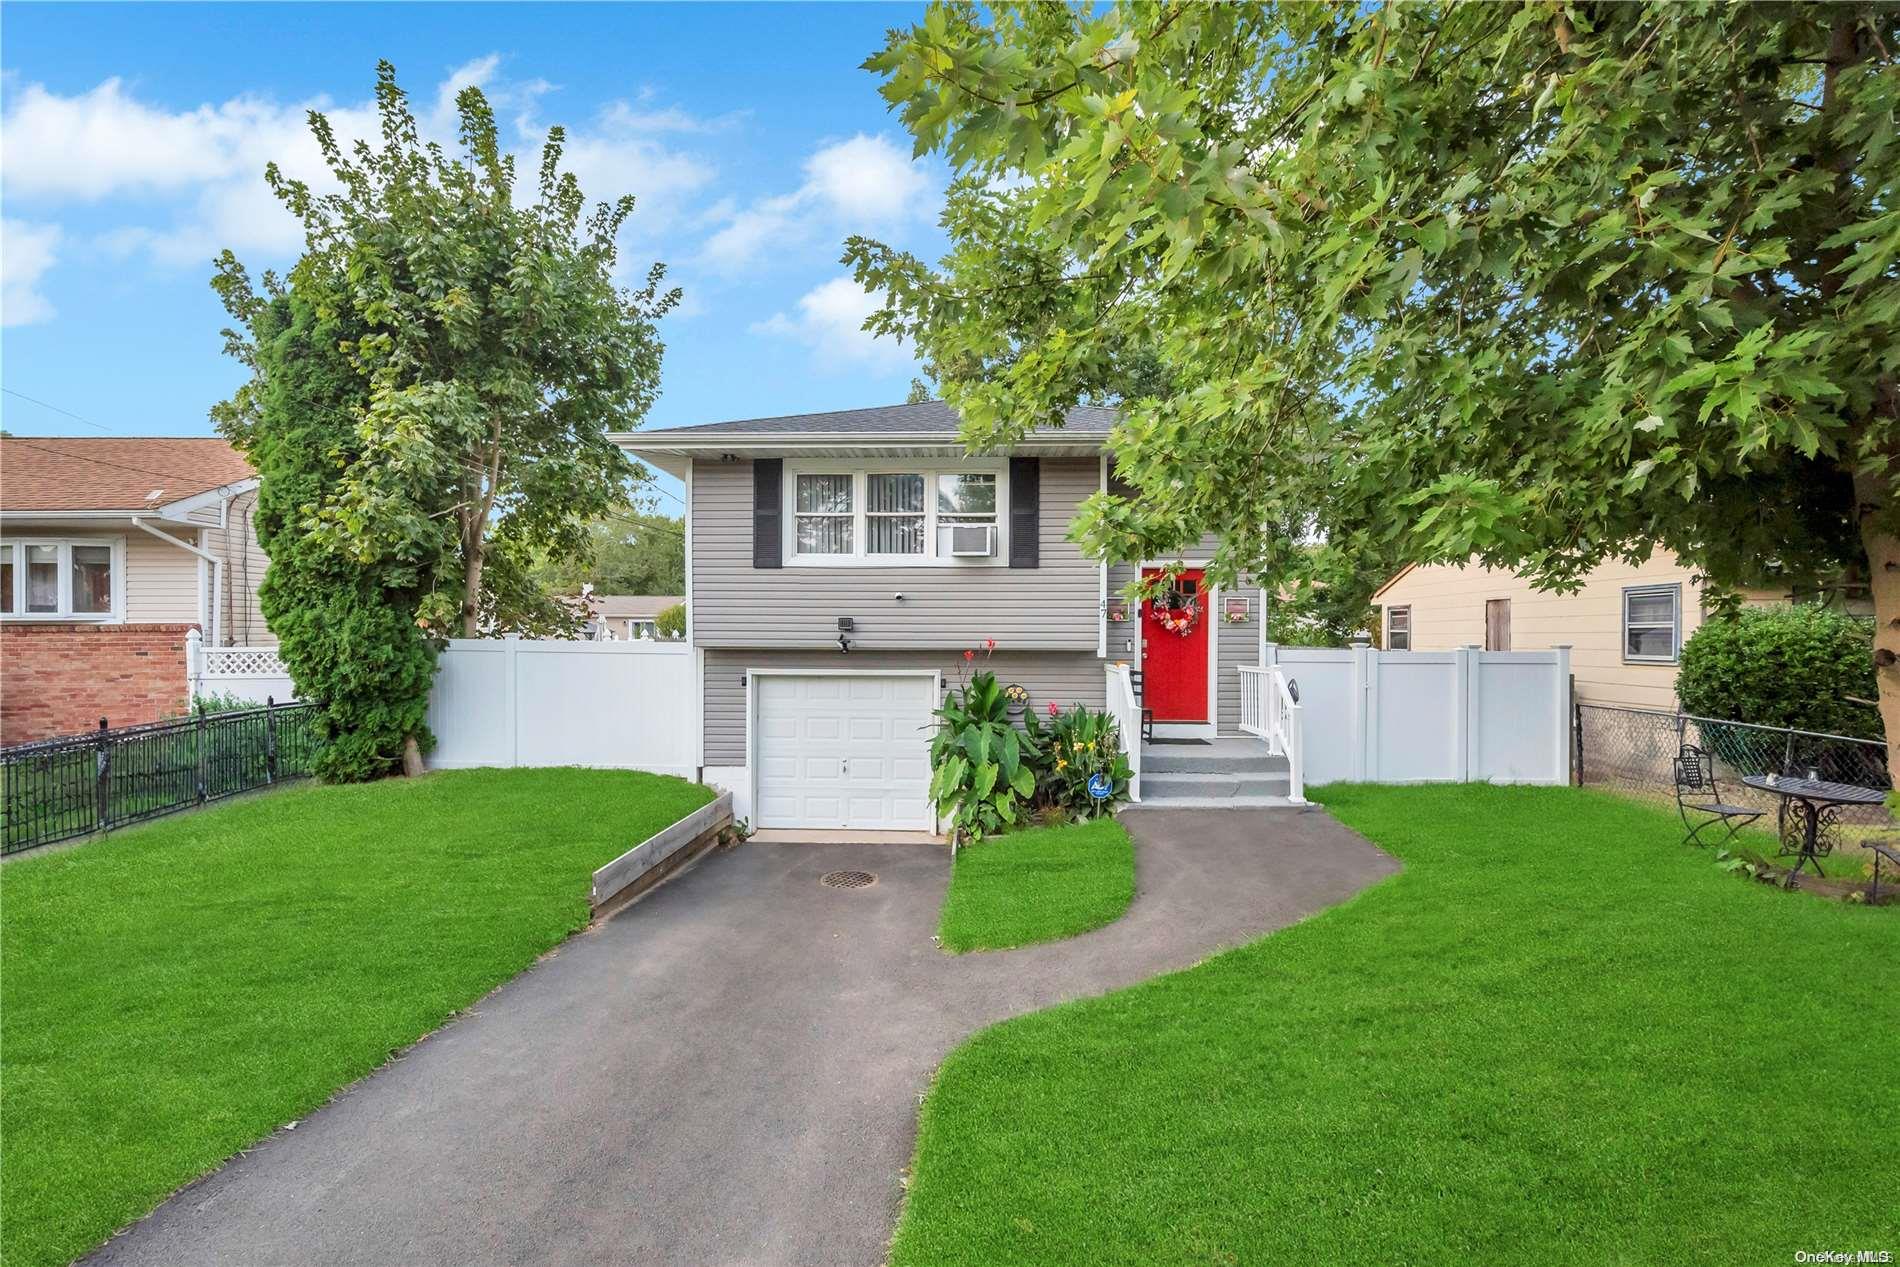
[938,818,1135,953]
[892,785,1899,1265]
[1,768,714,1267]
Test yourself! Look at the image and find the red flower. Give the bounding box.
[1047,700,1059,716]
[984,638,996,651]
[963,649,975,662]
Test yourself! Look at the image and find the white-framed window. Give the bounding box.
[1623,584,1681,663]
[1385,605,1411,650]
[786,465,1007,566]
[935,472,998,556]
[868,473,926,556]
[0,537,124,621]
[793,473,855,556]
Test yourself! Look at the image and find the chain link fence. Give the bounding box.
[1575,702,1890,827]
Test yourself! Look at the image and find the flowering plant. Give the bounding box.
[1022,703,1132,819]
[1153,593,1200,636]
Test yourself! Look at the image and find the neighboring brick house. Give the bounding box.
[0,437,273,744]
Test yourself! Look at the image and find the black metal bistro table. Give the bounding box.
[1739,774,1886,879]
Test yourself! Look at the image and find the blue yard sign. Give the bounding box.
[1087,772,1112,801]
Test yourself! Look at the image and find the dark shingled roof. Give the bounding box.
[645,400,1120,438]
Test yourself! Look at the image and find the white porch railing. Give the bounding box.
[1238,664,1269,739]
[1106,662,1143,803]
[1242,664,1306,804]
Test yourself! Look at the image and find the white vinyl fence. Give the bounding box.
[186,629,298,706]
[426,638,696,777]
[1269,642,1571,787]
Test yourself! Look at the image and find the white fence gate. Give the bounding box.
[426,638,696,778]
[186,630,298,706]
[1270,642,1571,787]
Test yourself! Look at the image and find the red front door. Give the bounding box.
[1141,567,1209,722]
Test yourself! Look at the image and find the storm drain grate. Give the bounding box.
[821,870,877,890]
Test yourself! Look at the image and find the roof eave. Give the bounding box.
[0,477,258,523]
[609,430,1111,459]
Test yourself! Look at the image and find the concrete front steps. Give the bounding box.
[1136,737,1300,808]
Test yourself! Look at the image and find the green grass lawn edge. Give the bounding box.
[892,784,1900,1265]
[0,768,714,1267]
[937,817,1135,953]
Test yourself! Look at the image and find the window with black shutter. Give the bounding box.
[1008,456,1039,568]
[752,458,783,569]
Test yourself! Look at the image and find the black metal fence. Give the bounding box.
[1,701,321,854]
[1575,702,1889,826]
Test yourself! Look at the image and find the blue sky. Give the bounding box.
[1,2,942,510]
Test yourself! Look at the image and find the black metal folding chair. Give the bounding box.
[1128,669,1153,745]
[1674,744,1764,848]
[1867,839,1900,904]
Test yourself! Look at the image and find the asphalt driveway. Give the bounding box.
[87,807,1397,1267]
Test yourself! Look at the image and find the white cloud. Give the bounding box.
[1,218,62,326]
[701,133,935,274]
[801,133,928,222]
[753,275,912,369]
[1,62,716,278]
[702,192,803,273]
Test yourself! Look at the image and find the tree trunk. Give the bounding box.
[1855,469,1900,793]
[401,734,427,778]
[461,537,485,638]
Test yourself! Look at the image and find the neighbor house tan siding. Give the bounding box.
[690,456,1101,650]
[1374,552,1787,711]
[204,490,274,646]
[124,526,203,624]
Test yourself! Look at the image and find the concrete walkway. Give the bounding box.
[87,808,1398,1267]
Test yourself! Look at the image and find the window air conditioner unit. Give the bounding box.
[948,523,996,557]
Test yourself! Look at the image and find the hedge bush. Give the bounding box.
[1675,605,1879,739]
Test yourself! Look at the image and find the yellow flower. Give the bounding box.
[1056,758,1068,770]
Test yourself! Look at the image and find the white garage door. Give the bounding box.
[755,674,935,831]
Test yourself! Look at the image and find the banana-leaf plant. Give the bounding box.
[929,669,1039,841]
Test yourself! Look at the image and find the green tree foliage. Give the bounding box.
[533,514,685,596]
[850,3,1900,770]
[906,377,934,405]
[215,61,677,645]
[213,290,439,780]
[1677,605,1879,739]
[654,602,686,640]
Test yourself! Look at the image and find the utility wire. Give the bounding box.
[2,387,115,432]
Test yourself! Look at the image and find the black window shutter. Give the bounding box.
[753,458,783,569]
[1008,456,1039,568]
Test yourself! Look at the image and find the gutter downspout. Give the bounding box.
[131,516,223,647]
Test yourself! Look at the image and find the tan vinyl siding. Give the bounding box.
[205,491,273,646]
[701,648,1108,766]
[691,456,1101,650]
[123,526,203,624]
[1374,552,1788,711]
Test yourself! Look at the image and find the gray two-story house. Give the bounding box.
[615,401,1287,832]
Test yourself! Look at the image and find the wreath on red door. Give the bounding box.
[1151,586,1201,637]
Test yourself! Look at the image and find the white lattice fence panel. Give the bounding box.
[203,648,288,677]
